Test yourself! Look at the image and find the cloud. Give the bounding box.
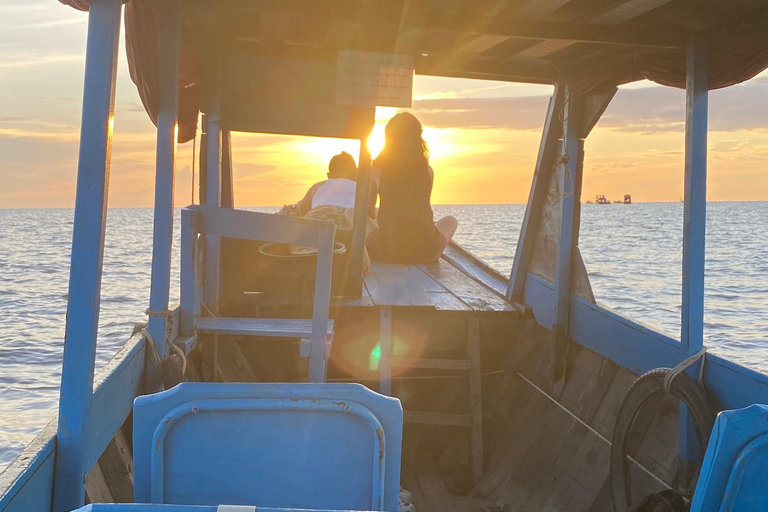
[0,53,84,69]
[412,95,550,130]
[598,83,768,133]
[409,79,768,135]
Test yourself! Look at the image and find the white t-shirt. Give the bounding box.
[311,178,357,209]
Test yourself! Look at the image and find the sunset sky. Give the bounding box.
[3,2,768,208]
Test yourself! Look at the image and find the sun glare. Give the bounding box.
[366,120,454,161]
[366,123,386,158]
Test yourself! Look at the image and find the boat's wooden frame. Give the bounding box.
[3,0,768,511]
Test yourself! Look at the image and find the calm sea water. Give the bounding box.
[1,202,767,470]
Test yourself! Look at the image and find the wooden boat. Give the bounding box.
[3,2,768,512]
[596,195,611,205]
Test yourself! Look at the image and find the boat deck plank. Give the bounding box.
[363,262,434,308]
[238,246,516,314]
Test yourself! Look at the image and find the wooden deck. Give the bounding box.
[334,246,516,313]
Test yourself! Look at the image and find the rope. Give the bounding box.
[145,307,173,317]
[140,328,164,380]
[664,347,707,394]
[142,311,188,378]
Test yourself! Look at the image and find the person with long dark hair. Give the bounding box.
[348,112,457,264]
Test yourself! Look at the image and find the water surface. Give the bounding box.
[1,202,766,470]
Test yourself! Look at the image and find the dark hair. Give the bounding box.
[328,151,357,180]
[374,112,429,171]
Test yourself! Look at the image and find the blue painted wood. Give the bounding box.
[54,1,122,510]
[192,205,332,247]
[221,130,234,208]
[185,206,336,381]
[84,333,146,473]
[681,34,708,359]
[690,405,768,511]
[310,219,336,382]
[680,34,709,464]
[525,273,682,373]
[196,317,333,338]
[180,208,200,337]
[0,423,56,512]
[552,87,581,382]
[147,0,182,360]
[203,91,222,314]
[524,272,768,414]
[507,85,565,301]
[704,354,768,412]
[132,383,403,511]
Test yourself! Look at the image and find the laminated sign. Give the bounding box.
[336,51,414,108]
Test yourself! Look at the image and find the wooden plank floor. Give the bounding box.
[240,243,517,313]
[340,254,516,312]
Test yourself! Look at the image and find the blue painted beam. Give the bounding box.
[84,333,146,474]
[525,273,682,374]
[0,423,56,512]
[507,85,565,301]
[523,273,768,413]
[147,0,181,360]
[221,129,234,208]
[180,209,200,337]
[680,34,709,465]
[203,92,222,313]
[53,1,122,510]
[552,87,581,383]
[681,35,708,358]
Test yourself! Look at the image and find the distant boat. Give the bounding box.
[610,194,632,204]
[596,194,611,204]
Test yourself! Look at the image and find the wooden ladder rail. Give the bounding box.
[379,311,484,485]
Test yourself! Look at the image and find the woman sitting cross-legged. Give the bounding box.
[347,112,457,264]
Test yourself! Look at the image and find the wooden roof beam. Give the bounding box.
[511,0,673,60]
[415,55,556,84]
[221,1,684,49]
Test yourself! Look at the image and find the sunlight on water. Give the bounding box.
[0,202,767,470]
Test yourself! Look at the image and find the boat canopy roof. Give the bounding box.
[61,0,768,143]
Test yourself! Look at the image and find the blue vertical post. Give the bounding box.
[680,35,708,465]
[507,85,565,301]
[204,92,222,312]
[221,129,234,208]
[54,1,122,510]
[552,87,581,384]
[146,0,182,360]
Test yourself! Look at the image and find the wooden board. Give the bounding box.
[197,316,333,338]
[473,319,682,511]
[418,261,515,312]
[364,262,434,307]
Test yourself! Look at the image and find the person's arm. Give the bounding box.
[297,181,324,216]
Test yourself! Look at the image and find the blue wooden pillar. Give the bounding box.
[54,1,122,510]
[507,85,565,301]
[680,34,709,465]
[146,0,182,360]
[552,87,581,385]
[204,92,222,312]
[221,129,234,208]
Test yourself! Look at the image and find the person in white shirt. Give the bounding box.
[295,151,357,219]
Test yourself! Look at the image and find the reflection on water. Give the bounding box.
[1,202,767,469]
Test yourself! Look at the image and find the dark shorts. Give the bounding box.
[366,229,448,264]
